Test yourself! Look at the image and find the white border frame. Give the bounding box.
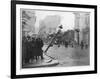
[16,4,95,75]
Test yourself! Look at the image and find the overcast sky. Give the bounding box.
[34,10,75,32]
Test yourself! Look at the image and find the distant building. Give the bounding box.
[22,9,36,37]
[62,30,75,42]
[38,15,61,39]
[73,12,90,45]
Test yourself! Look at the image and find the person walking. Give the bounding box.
[81,40,84,49]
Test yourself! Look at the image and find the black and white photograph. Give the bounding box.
[21,9,90,68]
[11,1,97,78]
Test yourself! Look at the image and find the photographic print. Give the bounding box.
[21,9,90,68]
[11,0,97,78]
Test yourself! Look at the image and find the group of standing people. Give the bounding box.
[53,39,89,49]
[22,36,44,65]
[80,40,89,49]
[64,40,89,49]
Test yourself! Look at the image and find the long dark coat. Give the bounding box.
[35,38,44,56]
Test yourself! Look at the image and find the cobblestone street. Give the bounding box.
[42,45,90,67]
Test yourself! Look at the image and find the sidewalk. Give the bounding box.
[23,54,59,68]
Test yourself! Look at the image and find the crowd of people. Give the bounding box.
[61,40,89,49]
[22,34,89,65]
[50,39,89,49]
[22,36,44,65]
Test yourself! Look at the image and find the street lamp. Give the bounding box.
[44,25,63,53]
[75,28,80,45]
[42,25,63,63]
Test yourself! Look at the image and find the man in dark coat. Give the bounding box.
[65,40,68,48]
[35,38,44,60]
[22,36,31,64]
[30,37,36,60]
[81,40,84,49]
[25,36,32,63]
[22,36,27,65]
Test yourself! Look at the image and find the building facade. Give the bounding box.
[73,12,90,45]
[22,9,36,37]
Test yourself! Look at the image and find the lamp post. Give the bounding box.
[44,25,63,53]
[75,29,80,45]
[43,25,63,61]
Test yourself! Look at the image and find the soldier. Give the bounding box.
[26,36,32,63]
[22,36,27,65]
[35,38,44,60]
[23,36,31,64]
[31,37,35,60]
